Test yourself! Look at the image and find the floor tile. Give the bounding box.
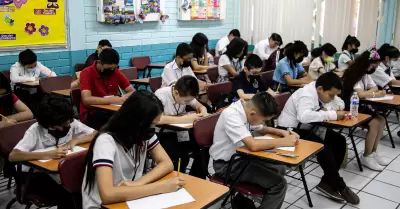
[293,191,345,209]
[342,205,357,209]
[282,201,290,208]
[285,184,306,204]
[375,170,400,187]
[309,166,323,178]
[287,205,302,209]
[344,159,380,179]
[286,173,321,190]
[362,180,400,203]
[347,191,398,209]
[386,156,400,173]
[376,144,400,160]
[338,170,372,190]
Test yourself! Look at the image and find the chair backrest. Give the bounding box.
[259,71,274,89]
[130,56,150,71]
[120,67,138,80]
[214,56,220,65]
[70,89,81,112]
[207,66,219,83]
[0,120,37,156]
[39,75,73,94]
[193,113,221,147]
[75,63,86,73]
[274,92,291,117]
[1,71,11,83]
[207,81,232,104]
[58,151,88,193]
[209,49,216,57]
[149,77,162,92]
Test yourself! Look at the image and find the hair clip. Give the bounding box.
[367,45,380,61]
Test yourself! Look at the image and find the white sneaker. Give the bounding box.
[361,155,384,171]
[373,152,390,166]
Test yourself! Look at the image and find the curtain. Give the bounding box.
[357,0,380,50]
[393,1,400,48]
[239,0,254,44]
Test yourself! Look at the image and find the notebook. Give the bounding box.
[254,136,296,152]
[126,188,195,209]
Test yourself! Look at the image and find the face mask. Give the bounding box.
[350,48,358,54]
[48,126,70,139]
[390,60,398,68]
[323,56,334,63]
[366,65,376,74]
[181,60,191,68]
[295,57,304,63]
[99,68,115,77]
[139,128,155,141]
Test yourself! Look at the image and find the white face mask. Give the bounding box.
[390,60,398,68]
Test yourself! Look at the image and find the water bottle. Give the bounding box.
[350,92,359,119]
[209,56,214,65]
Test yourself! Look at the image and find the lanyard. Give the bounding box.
[232,60,242,72]
[171,86,182,115]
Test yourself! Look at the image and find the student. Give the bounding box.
[9,94,95,209]
[210,92,298,209]
[190,33,212,83]
[370,44,400,91]
[215,29,241,56]
[85,39,112,68]
[308,43,337,80]
[272,41,311,92]
[156,76,208,178]
[161,43,207,89]
[342,47,387,171]
[264,42,293,72]
[10,49,56,89]
[0,73,33,128]
[233,54,277,100]
[217,37,248,83]
[82,90,177,209]
[80,48,135,129]
[253,33,283,61]
[277,72,359,204]
[338,35,360,74]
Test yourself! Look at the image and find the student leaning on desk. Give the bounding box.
[82,90,180,209]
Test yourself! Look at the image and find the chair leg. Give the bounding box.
[24,204,32,209]
[299,164,313,208]
[349,128,363,172]
[384,115,396,148]
[7,177,12,189]
[147,67,152,78]
[6,198,17,209]
[221,160,252,206]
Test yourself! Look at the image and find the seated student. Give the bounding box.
[233,54,277,100]
[216,29,241,56]
[80,48,135,129]
[308,43,337,80]
[217,37,248,83]
[9,94,95,209]
[338,35,360,75]
[85,39,112,68]
[10,49,56,89]
[210,92,297,209]
[156,76,208,178]
[253,33,283,61]
[301,47,322,67]
[371,44,400,91]
[161,43,207,89]
[190,33,212,83]
[0,73,33,128]
[342,46,387,171]
[277,72,359,204]
[264,42,293,72]
[82,90,177,209]
[272,41,311,92]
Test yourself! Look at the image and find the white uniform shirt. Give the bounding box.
[82,133,159,209]
[161,59,196,87]
[277,82,344,128]
[253,39,278,61]
[370,63,395,88]
[308,58,336,80]
[215,36,230,56]
[392,60,400,76]
[338,50,354,71]
[155,86,197,116]
[354,74,377,90]
[10,61,56,89]
[217,55,245,83]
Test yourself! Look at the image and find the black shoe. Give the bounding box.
[316,181,345,202]
[231,193,256,209]
[339,187,360,205]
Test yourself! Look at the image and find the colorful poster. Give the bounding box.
[141,0,160,14]
[189,0,219,20]
[103,0,136,24]
[0,0,66,48]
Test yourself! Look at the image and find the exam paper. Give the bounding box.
[110,104,122,107]
[366,95,394,101]
[170,123,193,128]
[254,136,296,151]
[126,188,195,209]
[34,146,87,163]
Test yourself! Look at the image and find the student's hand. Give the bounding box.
[183,114,203,122]
[109,96,126,104]
[159,177,186,193]
[62,139,78,151]
[281,129,299,139]
[46,147,68,159]
[280,135,299,147]
[0,119,17,127]
[267,89,278,97]
[336,111,346,120]
[117,180,145,187]
[376,90,386,97]
[35,77,40,81]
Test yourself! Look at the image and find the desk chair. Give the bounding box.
[39,75,73,94]
[213,56,220,65]
[209,49,216,57]
[1,70,10,83]
[120,67,138,81]
[149,77,162,92]
[259,71,274,90]
[207,81,232,112]
[131,56,150,78]
[207,66,219,83]
[70,89,81,114]
[75,63,85,73]
[193,114,264,207]
[59,151,88,209]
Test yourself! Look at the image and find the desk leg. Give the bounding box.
[147,67,153,78]
[299,164,313,208]
[349,128,363,172]
[221,160,252,207]
[384,115,395,148]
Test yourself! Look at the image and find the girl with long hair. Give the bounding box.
[217,37,248,82]
[189,33,212,83]
[370,44,400,90]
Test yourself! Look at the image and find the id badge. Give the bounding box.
[177,131,190,142]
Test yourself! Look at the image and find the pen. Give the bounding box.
[287,127,293,135]
[276,83,281,93]
[276,153,298,158]
[118,86,124,96]
[177,158,181,176]
[264,150,277,153]
[0,114,9,121]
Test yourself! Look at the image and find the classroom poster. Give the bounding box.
[190,0,220,20]
[103,0,136,24]
[0,0,66,48]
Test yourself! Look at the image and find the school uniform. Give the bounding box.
[10,61,56,90]
[338,50,355,71]
[0,93,19,116]
[217,55,245,83]
[210,100,287,209]
[352,74,378,114]
[277,82,348,192]
[192,54,212,83]
[161,59,196,87]
[82,133,159,209]
[215,36,230,56]
[308,57,336,80]
[370,63,395,89]
[231,72,264,96]
[272,57,305,92]
[253,39,278,61]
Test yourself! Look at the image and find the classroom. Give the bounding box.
[1,0,400,209]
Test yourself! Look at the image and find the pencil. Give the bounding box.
[0,114,9,121]
[118,86,124,96]
[177,158,181,176]
[276,83,281,93]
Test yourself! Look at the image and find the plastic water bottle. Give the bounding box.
[209,56,214,65]
[350,92,359,119]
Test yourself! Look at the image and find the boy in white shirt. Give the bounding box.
[277,72,359,204]
[215,29,241,56]
[210,92,298,209]
[253,33,283,61]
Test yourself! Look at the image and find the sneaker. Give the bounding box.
[339,187,360,205]
[316,181,344,202]
[373,152,390,166]
[361,155,384,171]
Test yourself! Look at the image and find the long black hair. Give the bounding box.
[284,40,308,68]
[84,90,164,193]
[190,33,208,61]
[0,73,14,116]
[341,35,360,51]
[224,37,248,61]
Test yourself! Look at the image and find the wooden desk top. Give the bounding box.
[91,104,120,112]
[236,135,323,166]
[321,112,371,128]
[104,171,229,209]
[19,81,40,87]
[130,78,150,85]
[362,94,400,106]
[52,89,70,97]
[147,63,167,68]
[26,143,90,173]
[192,69,207,75]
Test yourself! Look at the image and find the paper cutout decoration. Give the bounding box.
[39,25,49,36]
[4,14,14,26]
[0,0,13,6]
[24,22,36,34]
[13,0,27,8]
[46,0,59,9]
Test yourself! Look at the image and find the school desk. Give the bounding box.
[146,63,167,78]
[24,143,90,173]
[17,81,40,88]
[103,171,229,209]
[130,78,150,89]
[234,135,324,207]
[192,65,218,75]
[91,104,121,112]
[51,89,70,97]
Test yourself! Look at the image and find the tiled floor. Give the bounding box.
[3,117,400,209]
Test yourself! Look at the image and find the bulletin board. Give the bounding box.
[0,0,67,49]
[178,0,226,21]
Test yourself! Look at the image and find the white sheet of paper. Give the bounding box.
[366,95,394,101]
[110,104,122,107]
[126,188,195,209]
[170,123,192,128]
[254,136,274,140]
[391,85,400,88]
[34,146,87,163]
[254,136,295,151]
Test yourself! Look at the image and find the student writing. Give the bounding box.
[189,33,212,83]
[370,44,400,91]
[338,35,360,74]
[253,33,283,61]
[217,37,247,83]
[308,43,337,80]
[215,29,241,56]
[264,42,293,72]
